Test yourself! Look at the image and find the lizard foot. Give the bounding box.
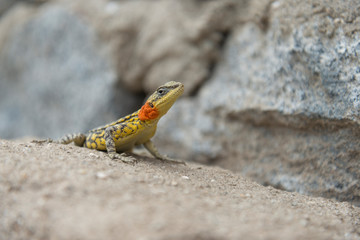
[157,156,186,165]
[108,152,137,164]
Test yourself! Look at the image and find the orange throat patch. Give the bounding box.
[138,102,159,121]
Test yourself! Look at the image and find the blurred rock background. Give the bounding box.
[0,0,359,205]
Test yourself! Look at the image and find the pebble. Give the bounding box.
[96,172,108,179]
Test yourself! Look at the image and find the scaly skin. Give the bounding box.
[57,81,184,164]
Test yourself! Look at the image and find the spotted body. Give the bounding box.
[57,81,184,164]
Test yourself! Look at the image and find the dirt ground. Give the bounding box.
[0,139,359,240]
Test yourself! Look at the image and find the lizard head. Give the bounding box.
[138,81,184,121]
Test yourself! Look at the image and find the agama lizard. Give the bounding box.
[48,81,184,164]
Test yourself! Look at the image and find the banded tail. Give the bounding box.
[57,133,86,147]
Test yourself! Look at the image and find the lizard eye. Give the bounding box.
[157,88,167,95]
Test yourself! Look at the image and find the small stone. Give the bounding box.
[96,172,108,179]
[89,153,99,158]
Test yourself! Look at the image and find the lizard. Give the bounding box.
[50,81,185,164]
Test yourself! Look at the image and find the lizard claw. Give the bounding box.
[109,153,138,164]
[158,156,186,165]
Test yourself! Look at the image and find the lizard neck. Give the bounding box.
[138,102,160,121]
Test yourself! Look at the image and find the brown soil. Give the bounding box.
[0,139,359,240]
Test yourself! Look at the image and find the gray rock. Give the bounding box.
[0,0,14,16]
[63,0,240,95]
[156,0,360,204]
[0,4,142,139]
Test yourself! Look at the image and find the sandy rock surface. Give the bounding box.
[1,139,359,240]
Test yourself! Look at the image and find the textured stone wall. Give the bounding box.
[155,0,360,204]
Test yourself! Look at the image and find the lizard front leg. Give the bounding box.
[104,125,136,163]
[143,140,185,165]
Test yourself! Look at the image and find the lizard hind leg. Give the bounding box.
[57,133,86,147]
[143,140,185,165]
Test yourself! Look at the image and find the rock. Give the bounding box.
[63,0,240,94]
[0,3,142,139]
[0,0,15,16]
[155,0,360,204]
